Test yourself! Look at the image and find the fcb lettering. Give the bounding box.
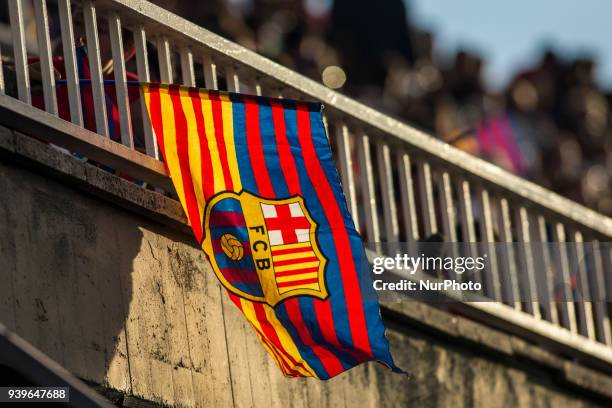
[142,83,401,379]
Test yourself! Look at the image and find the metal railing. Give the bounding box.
[2,0,612,369]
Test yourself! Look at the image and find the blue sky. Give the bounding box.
[409,0,612,90]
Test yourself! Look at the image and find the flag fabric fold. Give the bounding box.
[142,83,401,379]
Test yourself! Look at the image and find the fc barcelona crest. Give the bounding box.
[201,190,328,307]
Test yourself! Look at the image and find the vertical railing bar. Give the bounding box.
[553,222,578,333]
[108,12,133,148]
[605,246,612,345]
[477,186,501,300]
[592,240,612,345]
[533,214,559,325]
[58,0,83,126]
[437,170,458,255]
[397,152,419,242]
[497,200,520,310]
[416,160,437,238]
[225,66,240,92]
[335,123,359,229]
[437,171,457,241]
[8,0,31,104]
[254,80,263,96]
[456,178,480,288]
[436,170,460,278]
[82,0,109,137]
[133,25,158,158]
[571,229,596,339]
[202,55,218,90]
[356,131,380,243]
[322,114,330,141]
[0,44,5,93]
[456,177,478,254]
[33,0,58,115]
[180,48,195,87]
[457,178,476,243]
[157,36,173,83]
[514,206,541,317]
[376,142,399,242]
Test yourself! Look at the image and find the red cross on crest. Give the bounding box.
[262,202,312,246]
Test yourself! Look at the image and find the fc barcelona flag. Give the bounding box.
[142,83,401,379]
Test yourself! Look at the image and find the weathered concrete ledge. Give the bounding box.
[1,126,611,406]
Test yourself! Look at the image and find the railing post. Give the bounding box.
[376,142,399,243]
[416,160,437,239]
[225,66,240,92]
[477,186,501,300]
[334,123,359,228]
[496,198,520,310]
[108,12,133,148]
[571,229,596,339]
[591,240,612,345]
[437,170,459,261]
[254,80,263,96]
[532,215,559,325]
[202,55,218,90]
[456,177,483,291]
[0,45,4,94]
[157,36,173,83]
[397,152,419,243]
[552,222,578,333]
[180,48,196,87]
[83,0,109,137]
[356,130,380,244]
[8,0,31,104]
[436,171,456,240]
[58,0,84,126]
[33,0,58,116]
[514,206,541,317]
[133,25,158,158]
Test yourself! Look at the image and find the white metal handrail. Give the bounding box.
[2,0,612,368]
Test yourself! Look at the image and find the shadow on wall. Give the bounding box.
[0,158,140,389]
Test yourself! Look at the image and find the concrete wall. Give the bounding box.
[0,132,610,407]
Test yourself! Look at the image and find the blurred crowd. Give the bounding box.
[154,0,611,215]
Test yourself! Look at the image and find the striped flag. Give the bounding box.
[142,83,400,379]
